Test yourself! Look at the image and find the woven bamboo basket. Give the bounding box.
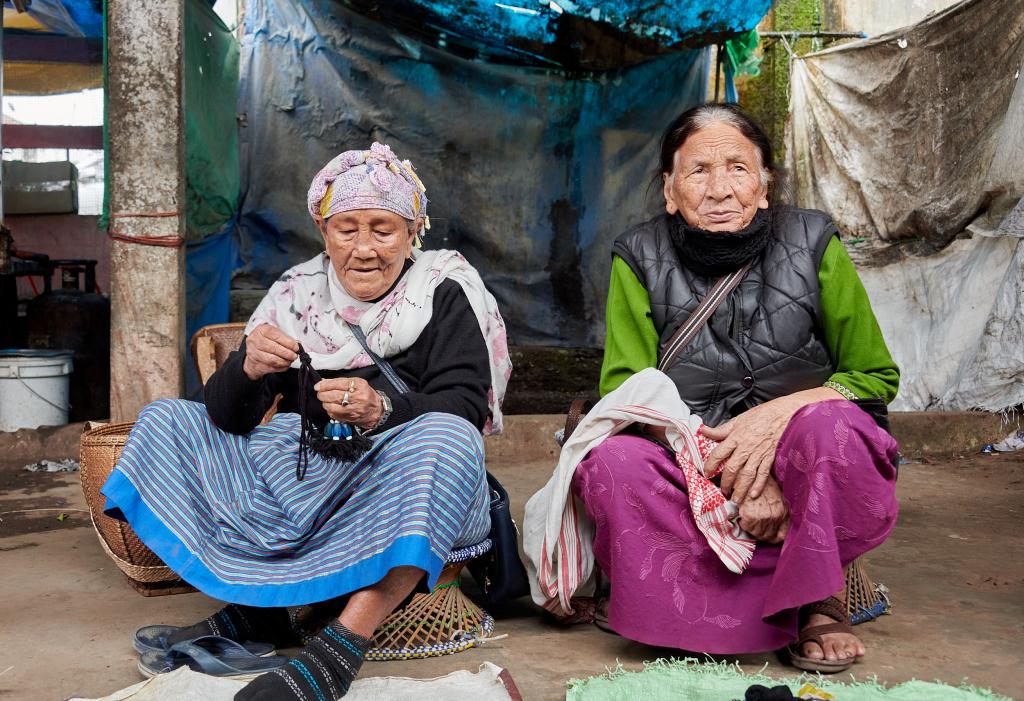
[844,559,891,625]
[366,560,494,661]
[79,422,195,596]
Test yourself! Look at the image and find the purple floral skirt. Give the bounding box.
[571,399,899,654]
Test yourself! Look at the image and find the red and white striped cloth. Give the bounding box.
[523,369,756,617]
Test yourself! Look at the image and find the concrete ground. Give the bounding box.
[1,421,1022,700]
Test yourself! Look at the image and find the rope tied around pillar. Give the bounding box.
[108,211,184,248]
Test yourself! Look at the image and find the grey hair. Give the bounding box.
[659,102,775,194]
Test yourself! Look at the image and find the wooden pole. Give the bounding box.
[106,0,186,420]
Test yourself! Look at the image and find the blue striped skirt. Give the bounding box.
[101,400,491,607]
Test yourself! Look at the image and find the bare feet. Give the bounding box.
[799,610,865,663]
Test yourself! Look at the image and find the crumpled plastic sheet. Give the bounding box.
[784,0,1024,412]
[23,458,80,473]
[336,0,770,68]
[24,0,103,38]
[994,430,1024,453]
[68,662,518,701]
[858,233,1024,412]
[786,0,1024,244]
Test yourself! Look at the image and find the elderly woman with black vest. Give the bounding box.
[533,103,900,673]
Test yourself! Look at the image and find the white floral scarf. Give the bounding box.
[245,249,512,435]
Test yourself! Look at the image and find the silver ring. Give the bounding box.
[341,392,350,407]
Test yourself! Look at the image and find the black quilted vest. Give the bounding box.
[612,206,837,426]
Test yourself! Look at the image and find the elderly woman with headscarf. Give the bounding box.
[101,142,512,701]
[524,103,900,673]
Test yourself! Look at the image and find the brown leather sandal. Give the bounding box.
[785,596,859,673]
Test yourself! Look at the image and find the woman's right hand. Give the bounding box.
[243,324,299,381]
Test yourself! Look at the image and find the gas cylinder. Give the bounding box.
[25,260,110,421]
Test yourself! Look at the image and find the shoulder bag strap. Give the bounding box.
[656,260,753,373]
[563,261,751,442]
[345,322,411,395]
[563,397,588,440]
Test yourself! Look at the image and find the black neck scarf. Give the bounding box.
[668,207,774,278]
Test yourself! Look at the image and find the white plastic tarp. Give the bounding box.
[785,0,1024,411]
[786,0,1024,244]
[858,231,1024,412]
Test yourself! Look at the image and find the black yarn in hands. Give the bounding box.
[296,344,372,480]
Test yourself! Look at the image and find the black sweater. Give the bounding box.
[204,280,491,436]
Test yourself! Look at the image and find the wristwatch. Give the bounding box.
[373,390,393,429]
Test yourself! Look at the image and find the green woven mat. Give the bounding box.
[567,658,1013,701]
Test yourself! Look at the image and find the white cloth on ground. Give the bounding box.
[69,662,519,701]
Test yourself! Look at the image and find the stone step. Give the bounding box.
[488,411,1023,463]
[2,410,1018,463]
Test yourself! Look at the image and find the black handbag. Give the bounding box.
[852,397,890,433]
[347,322,530,604]
[467,471,531,605]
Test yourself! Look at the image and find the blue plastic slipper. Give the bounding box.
[133,625,275,656]
[137,635,289,679]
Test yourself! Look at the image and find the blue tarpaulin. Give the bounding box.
[235,0,770,346]
[73,0,767,365]
[17,0,103,38]
[185,223,240,396]
[335,0,770,68]
[425,0,769,46]
[182,0,241,396]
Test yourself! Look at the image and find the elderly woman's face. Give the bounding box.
[320,209,415,301]
[663,122,769,232]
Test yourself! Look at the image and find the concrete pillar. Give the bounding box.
[106,0,186,421]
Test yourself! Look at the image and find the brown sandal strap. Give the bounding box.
[802,595,850,626]
[796,621,853,648]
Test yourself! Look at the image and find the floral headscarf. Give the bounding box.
[306,142,430,240]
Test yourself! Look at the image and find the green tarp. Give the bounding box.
[183,0,239,240]
[102,0,239,241]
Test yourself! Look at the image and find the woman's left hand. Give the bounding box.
[702,387,843,504]
[315,377,383,429]
[737,474,789,543]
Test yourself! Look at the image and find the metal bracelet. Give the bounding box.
[824,380,858,401]
[373,390,393,429]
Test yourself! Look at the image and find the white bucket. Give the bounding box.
[0,349,74,431]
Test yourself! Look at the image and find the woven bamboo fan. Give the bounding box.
[844,559,891,625]
[79,422,195,597]
[366,543,495,661]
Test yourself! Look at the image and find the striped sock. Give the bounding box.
[166,604,295,647]
[235,622,370,701]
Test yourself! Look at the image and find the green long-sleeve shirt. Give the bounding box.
[600,236,900,402]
